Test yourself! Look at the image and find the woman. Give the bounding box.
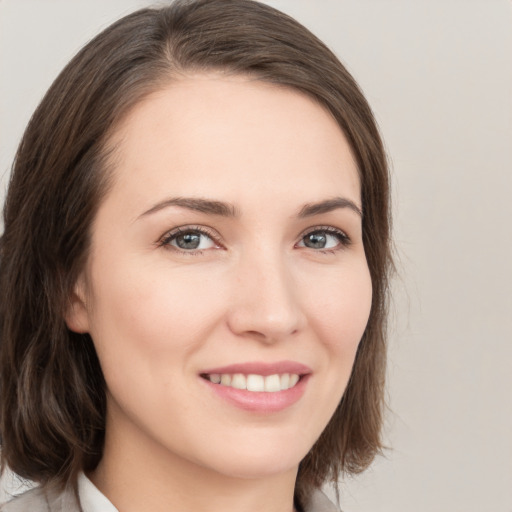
[0,1,391,511]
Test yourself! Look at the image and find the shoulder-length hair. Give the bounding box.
[0,0,391,504]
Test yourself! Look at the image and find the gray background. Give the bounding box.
[1,1,511,511]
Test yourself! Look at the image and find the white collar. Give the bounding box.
[77,473,118,512]
[76,472,338,512]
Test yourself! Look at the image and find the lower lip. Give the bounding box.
[201,375,310,413]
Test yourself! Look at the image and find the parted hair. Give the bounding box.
[0,0,391,504]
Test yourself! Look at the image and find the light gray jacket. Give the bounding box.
[1,485,339,512]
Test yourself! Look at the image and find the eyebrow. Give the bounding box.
[139,196,362,220]
[298,197,362,218]
[139,197,239,218]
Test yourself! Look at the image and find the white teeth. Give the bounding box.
[246,374,265,392]
[220,374,232,386]
[206,372,301,392]
[209,373,221,384]
[289,374,299,387]
[231,373,246,389]
[264,374,281,392]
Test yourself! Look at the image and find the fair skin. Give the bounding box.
[66,74,372,512]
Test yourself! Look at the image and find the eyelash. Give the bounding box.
[157,225,221,256]
[157,225,351,256]
[298,225,351,254]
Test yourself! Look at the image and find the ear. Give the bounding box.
[64,276,90,333]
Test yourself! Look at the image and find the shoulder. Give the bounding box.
[0,487,49,512]
[0,485,79,512]
[303,489,340,512]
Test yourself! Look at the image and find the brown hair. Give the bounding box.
[0,0,391,504]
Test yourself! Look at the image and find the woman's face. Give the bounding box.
[68,74,372,481]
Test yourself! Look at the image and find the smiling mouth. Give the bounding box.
[201,373,301,392]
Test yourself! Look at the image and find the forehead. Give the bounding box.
[104,73,361,213]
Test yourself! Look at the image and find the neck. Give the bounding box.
[90,409,298,512]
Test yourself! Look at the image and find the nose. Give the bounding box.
[226,249,306,343]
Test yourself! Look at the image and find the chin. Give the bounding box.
[194,438,310,481]
[212,457,300,481]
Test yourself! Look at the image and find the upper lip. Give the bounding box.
[200,360,312,376]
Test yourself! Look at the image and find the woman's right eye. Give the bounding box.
[160,227,218,253]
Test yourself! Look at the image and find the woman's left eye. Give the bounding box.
[161,228,218,252]
[297,228,350,251]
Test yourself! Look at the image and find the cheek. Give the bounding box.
[295,259,372,437]
[304,259,372,355]
[86,259,225,366]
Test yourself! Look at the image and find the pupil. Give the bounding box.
[177,233,200,249]
[305,233,326,249]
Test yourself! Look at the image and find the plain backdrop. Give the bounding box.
[1,1,511,511]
